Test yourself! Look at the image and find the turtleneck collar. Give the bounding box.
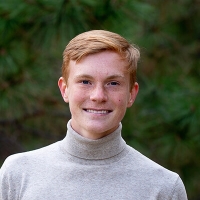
[60,120,127,160]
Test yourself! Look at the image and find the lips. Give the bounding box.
[84,109,112,114]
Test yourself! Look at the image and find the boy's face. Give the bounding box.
[58,51,139,139]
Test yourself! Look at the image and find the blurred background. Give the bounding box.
[0,0,199,199]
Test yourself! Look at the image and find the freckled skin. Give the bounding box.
[58,51,139,139]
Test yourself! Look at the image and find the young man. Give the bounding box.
[0,30,187,199]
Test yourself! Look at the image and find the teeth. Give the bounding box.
[86,110,109,114]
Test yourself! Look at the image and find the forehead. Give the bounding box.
[68,51,129,76]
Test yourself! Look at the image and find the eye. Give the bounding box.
[82,80,90,85]
[108,81,119,86]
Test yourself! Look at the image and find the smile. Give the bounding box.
[84,109,111,114]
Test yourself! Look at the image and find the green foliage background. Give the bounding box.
[0,0,199,199]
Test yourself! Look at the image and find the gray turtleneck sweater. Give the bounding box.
[0,121,187,200]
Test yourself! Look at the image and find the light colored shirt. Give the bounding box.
[0,121,188,199]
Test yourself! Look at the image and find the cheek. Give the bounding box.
[117,99,125,105]
[116,97,128,107]
[70,94,84,103]
[116,92,130,104]
[67,89,80,102]
[68,94,84,114]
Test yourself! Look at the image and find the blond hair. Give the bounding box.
[62,30,140,87]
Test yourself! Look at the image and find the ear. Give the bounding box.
[127,82,139,107]
[58,77,69,103]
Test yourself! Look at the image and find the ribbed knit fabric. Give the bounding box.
[0,120,188,200]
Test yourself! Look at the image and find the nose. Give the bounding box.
[90,85,108,102]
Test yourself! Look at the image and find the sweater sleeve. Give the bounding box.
[171,176,188,200]
[0,156,19,200]
[0,159,10,200]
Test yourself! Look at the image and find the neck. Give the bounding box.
[60,120,127,161]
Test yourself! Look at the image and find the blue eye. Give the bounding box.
[82,80,90,84]
[109,81,119,86]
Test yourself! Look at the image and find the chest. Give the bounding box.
[17,166,167,200]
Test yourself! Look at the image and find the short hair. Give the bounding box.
[62,30,140,87]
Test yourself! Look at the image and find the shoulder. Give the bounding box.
[0,140,64,199]
[0,141,61,174]
[171,176,188,199]
[122,145,188,199]
[125,145,177,177]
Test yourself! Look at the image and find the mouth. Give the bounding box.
[83,109,112,114]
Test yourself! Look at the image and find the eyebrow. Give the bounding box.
[74,74,125,80]
[106,75,125,79]
[74,74,93,79]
